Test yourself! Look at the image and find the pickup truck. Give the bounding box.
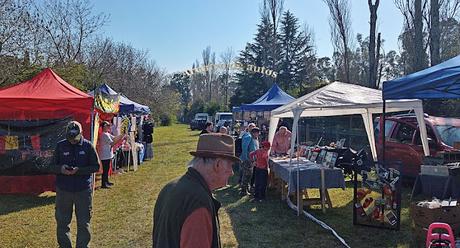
[375,114,460,177]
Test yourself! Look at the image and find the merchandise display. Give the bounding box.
[353,159,402,230]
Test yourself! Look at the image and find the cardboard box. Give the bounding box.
[410,203,460,235]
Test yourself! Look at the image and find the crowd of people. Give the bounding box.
[49,117,291,248]
[196,121,292,202]
[152,121,293,247]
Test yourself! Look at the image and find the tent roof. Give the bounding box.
[272,81,424,118]
[88,83,119,97]
[0,68,92,100]
[89,84,150,114]
[240,83,295,111]
[119,95,150,114]
[383,54,460,100]
[268,81,430,161]
[96,83,118,96]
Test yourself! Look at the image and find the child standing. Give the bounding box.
[249,141,270,201]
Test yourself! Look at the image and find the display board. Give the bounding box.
[0,117,70,176]
[353,162,402,230]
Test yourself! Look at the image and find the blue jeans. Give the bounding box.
[254,167,268,199]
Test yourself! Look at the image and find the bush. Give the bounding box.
[159,114,173,126]
[205,102,221,117]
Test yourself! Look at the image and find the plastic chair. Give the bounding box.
[426,222,455,248]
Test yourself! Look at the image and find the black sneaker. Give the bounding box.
[101,184,111,189]
[107,182,114,186]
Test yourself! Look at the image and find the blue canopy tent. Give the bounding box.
[240,83,295,111]
[119,95,150,115]
[378,56,460,161]
[384,55,460,100]
[89,84,150,115]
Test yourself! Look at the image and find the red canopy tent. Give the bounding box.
[0,68,94,194]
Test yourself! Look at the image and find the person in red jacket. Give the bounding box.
[249,141,271,202]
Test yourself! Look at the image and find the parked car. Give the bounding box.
[374,114,460,177]
[190,113,210,131]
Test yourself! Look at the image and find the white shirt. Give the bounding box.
[99,132,114,160]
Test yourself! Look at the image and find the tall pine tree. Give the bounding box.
[279,11,317,96]
[230,15,278,106]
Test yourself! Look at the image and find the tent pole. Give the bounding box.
[382,100,386,165]
[90,95,96,196]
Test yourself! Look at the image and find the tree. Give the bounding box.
[263,0,284,37]
[414,0,424,71]
[0,0,42,85]
[296,25,318,95]
[170,73,191,106]
[230,45,262,106]
[278,11,317,95]
[231,14,278,107]
[201,46,217,102]
[316,56,336,82]
[368,0,380,88]
[262,0,284,72]
[278,11,301,91]
[37,0,108,65]
[430,0,440,65]
[323,0,353,82]
[219,47,235,108]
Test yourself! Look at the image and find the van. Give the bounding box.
[214,112,233,131]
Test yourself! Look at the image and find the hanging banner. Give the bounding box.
[94,87,120,114]
[92,113,100,146]
[0,118,71,176]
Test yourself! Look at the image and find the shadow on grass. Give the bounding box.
[214,175,417,248]
[0,194,55,216]
[153,139,196,148]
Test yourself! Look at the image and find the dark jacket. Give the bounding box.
[53,138,99,192]
[143,121,154,143]
[153,167,221,248]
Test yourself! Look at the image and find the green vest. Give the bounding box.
[153,167,221,248]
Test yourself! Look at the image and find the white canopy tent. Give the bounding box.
[268,82,430,161]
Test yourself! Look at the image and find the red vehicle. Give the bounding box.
[375,114,460,177]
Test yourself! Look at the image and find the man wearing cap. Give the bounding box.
[239,123,258,196]
[153,133,239,248]
[52,121,99,248]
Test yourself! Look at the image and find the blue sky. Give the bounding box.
[92,0,403,74]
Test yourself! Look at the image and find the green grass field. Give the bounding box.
[0,124,417,247]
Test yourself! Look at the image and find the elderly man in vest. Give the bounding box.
[271,126,292,156]
[153,133,240,248]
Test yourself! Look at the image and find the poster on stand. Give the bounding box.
[353,162,402,230]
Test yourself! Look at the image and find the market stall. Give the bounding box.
[89,85,151,172]
[0,68,94,194]
[267,82,429,245]
[236,83,295,124]
[384,54,460,243]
